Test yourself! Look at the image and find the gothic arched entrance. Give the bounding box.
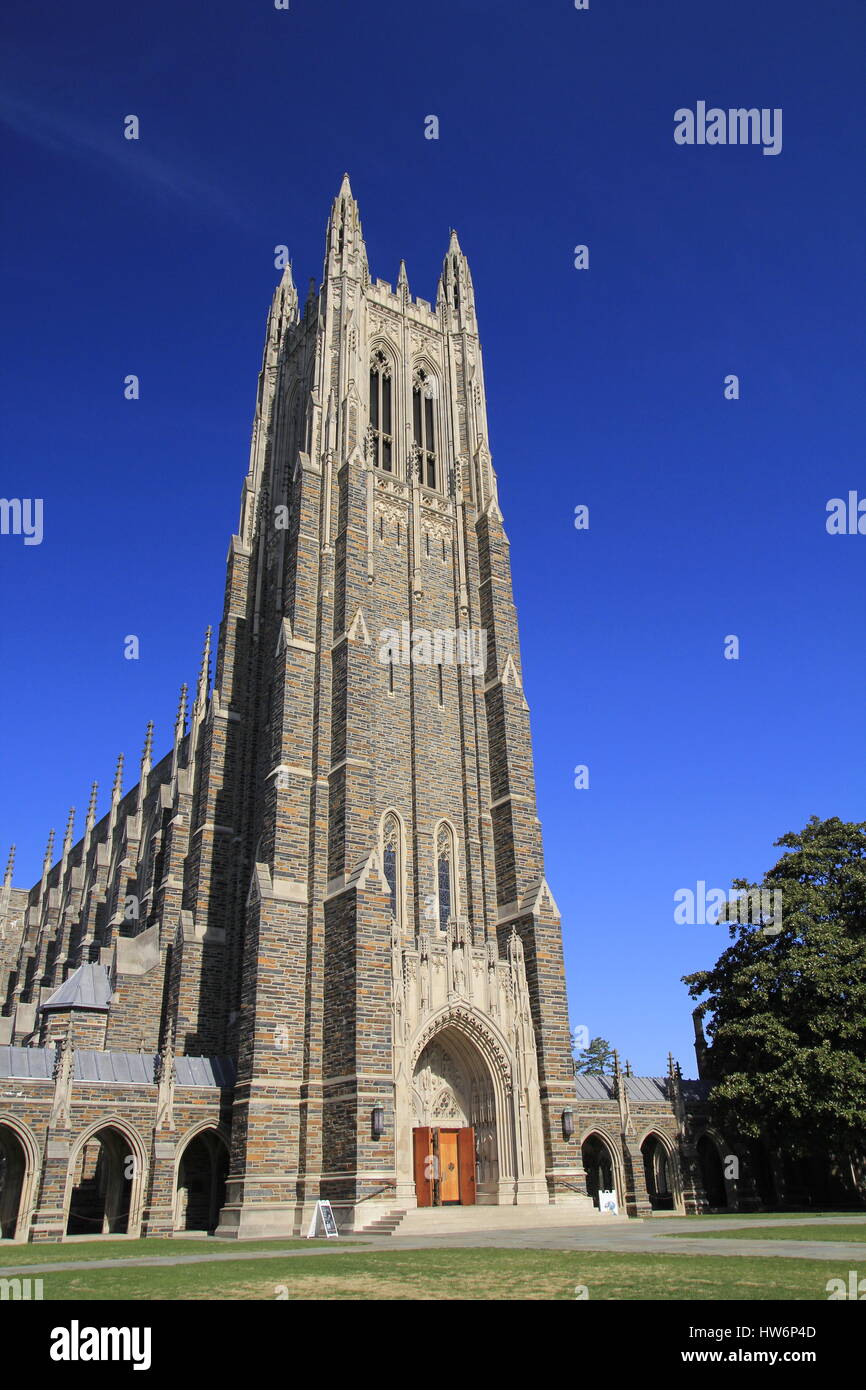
[410,1023,504,1207]
[0,1124,27,1239]
[66,1126,138,1236]
[581,1132,620,1210]
[697,1134,728,1209]
[175,1130,229,1232]
[641,1132,679,1211]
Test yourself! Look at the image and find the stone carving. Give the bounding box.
[50,1024,74,1130]
[154,1017,176,1133]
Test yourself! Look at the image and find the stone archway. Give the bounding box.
[641,1131,683,1212]
[175,1129,229,1232]
[581,1131,622,1210]
[411,1028,495,1205]
[65,1125,144,1237]
[697,1133,729,1209]
[0,1124,27,1239]
[401,1005,548,1208]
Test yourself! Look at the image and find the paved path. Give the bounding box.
[1,1216,864,1275]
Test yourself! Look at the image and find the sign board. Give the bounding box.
[306,1200,340,1239]
[598,1189,618,1215]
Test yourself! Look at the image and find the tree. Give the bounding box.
[683,816,866,1177]
[574,1035,615,1075]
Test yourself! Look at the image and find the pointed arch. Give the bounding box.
[579,1127,624,1211]
[173,1123,230,1233]
[380,809,406,930]
[412,363,440,490]
[0,1114,40,1242]
[369,345,396,474]
[433,818,459,931]
[638,1127,684,1213]
[64,1118,148,1238]
[696,1128,732,1209]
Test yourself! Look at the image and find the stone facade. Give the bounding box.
[0,180,737,1242]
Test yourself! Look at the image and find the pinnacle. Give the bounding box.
[339,171,353,198]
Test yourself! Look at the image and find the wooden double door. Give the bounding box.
[413,1126,476,1206]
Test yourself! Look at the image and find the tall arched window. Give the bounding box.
[369,351,393,472]
[382,813,401,924]
[436,823,455,929]
[413,369,437,489]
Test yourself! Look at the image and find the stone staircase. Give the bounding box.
[355,1209,409,1236]
[355,1201,627,1237]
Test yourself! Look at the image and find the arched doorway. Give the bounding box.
[697,1133,728,1209]
[66,1126,138,1236]
[176,1130,229,1232]
[0,1125,27,1239]
[581,1132,620,1210]
[411,1025,501,1206]
[641,1132,677,1211]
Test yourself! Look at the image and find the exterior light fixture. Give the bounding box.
[561,1108,575,1141]
[371,1105,385,1139]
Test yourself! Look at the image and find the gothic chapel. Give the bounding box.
[0,179,591,1239]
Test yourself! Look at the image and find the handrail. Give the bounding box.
[355,1182,397,1204]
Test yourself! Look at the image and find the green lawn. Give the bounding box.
[663,1211,864,1220]
[0,1236,336,1266]
[668,1223,866,1243]
[17,1248,848,1300]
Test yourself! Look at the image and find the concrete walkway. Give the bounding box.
[1,1215,864,1275]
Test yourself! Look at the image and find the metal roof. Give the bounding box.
[39,963,112,1013]
[573,1073,709,1103]
[0,1046,236,1088]
[0,1045,55,1080]
[175,1055,236,1088]
[74,1050,155,1084]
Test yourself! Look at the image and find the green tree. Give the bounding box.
[683,816,866,1175]
[574,1035,615,1075]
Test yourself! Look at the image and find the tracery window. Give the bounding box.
[436,823,455,929]
[369,350,393,472]
[382,812,401,923]
[413,369,438,489]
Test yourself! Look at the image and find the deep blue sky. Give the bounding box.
[1,0,864,1074]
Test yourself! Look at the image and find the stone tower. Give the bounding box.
[214,175,585,1233]
[0,177,588,1237]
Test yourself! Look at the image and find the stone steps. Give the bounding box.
[356,1201,628,1236]
[356,1210,408,1236]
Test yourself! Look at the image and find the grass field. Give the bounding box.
[8,1248,847,1301]
[665,1211,864,1221]
[668,1224,866,1243]
[0,1236,336,1265]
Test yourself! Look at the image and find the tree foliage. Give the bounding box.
[683,816,866,1158]
[574,1035,615,1075]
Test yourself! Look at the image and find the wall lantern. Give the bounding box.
[561,1108,575,1141]
[371,1105,385,1140]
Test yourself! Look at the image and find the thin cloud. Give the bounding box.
[0,87,245,225]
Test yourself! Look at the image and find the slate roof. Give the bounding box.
[573,1073,710,1103]
[38,963,112,1013]
[0,1046,236,1088]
